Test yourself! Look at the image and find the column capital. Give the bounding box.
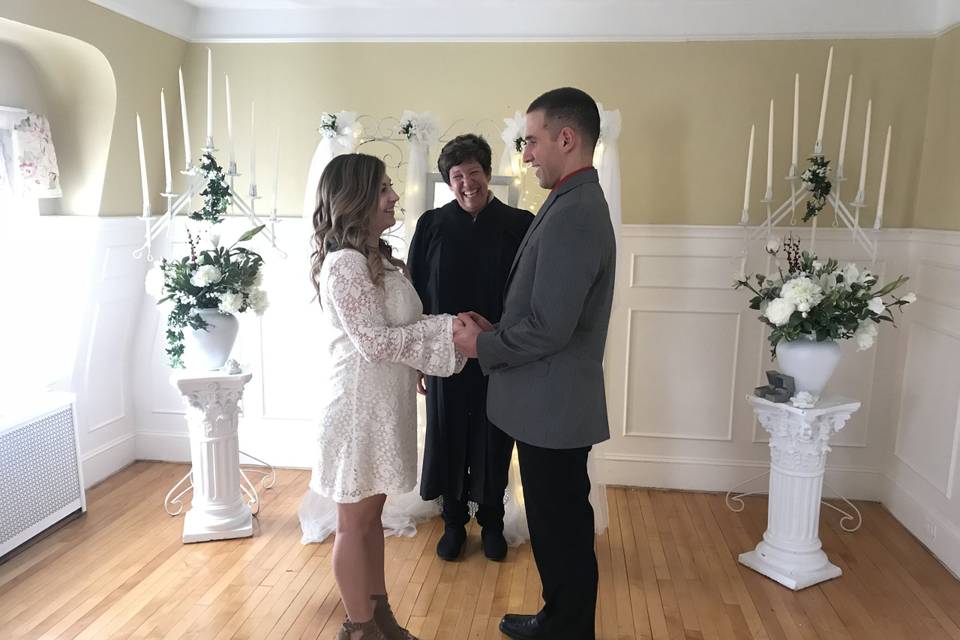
[748,395,860,473]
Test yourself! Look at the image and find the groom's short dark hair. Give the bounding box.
[527,87,601,151]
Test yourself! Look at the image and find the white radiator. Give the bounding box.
[0,393,86,558]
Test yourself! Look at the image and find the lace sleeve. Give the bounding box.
[326,251,459,377]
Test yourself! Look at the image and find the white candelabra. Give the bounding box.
[739,47,892,275]
[132,50,286,261]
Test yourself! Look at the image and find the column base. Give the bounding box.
[182,503,253,543]
[739,542,841,590]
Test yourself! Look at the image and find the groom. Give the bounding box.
[453,87,616,640]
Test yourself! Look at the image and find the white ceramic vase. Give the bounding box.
[775,338,841,398]
[183,309,238,370]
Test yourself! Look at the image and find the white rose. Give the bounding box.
[867,297,885,315]
[812,260,823,272]
[765,237,781,255]
[251,268,264,288]
[854,321,879,351]
[859,269,874,285]
[764,298,796,326]
[780,276,824,313]
[248,289,269,315]
[144,266,165,298]
[902,292,917,304]
[818,271,838,293]
[190,265,222,287]
[217,291,243,315]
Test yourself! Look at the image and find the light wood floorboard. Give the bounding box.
[2,461,958,639]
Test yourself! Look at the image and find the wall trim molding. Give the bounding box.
[80,433,136,488]
[881,472,960,579]
[87,0,956,44]
[593,451,883,500]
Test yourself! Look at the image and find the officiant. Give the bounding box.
[408,134,533,562]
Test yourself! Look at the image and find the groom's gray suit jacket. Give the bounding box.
[477,167,616,449]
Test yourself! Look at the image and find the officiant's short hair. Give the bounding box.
[527,87,601,151]
[437,134,492,185]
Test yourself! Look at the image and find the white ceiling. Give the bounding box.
[90,0,960,42]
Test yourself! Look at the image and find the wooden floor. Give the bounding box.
[2,462,959,639]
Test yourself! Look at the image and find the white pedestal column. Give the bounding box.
[172,370,254,543]
[739,395,860,590]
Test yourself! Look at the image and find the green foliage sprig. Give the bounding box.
[800,156,832,222]
[189,152,231,224]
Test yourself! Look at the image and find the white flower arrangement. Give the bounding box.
[735,235,914,356]
[501,111,526,153]
[318,110,360,142]
[145,226,268,367]
[398,110,439,145]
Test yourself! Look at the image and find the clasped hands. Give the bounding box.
[452,311,494,358]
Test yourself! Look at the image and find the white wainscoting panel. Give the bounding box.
[598,225,911,500]
[879,228,960,578]
[623,309,739,440]
[894,320,960,498]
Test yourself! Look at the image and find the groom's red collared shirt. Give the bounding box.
[551,166,593,193]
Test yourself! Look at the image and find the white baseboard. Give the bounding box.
[80,433,136,488]
[593,452,883,501]
[136,430,191,462]
[880,474,960,579]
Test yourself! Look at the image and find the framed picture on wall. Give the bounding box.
[426,172,520,209]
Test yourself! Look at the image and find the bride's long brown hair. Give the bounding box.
[309,153,405,299]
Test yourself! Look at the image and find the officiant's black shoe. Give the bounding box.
[499,613,545,639]
[436,525,466,561]
[481,527,507,561]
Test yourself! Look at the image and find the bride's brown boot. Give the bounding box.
[371,594,418,640]
[336,618,385,640]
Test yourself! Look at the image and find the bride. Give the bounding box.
[304,152,472,640]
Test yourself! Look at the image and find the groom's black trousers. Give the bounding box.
[516,439,597,640]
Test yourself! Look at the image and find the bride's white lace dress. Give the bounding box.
[308,249,463,503]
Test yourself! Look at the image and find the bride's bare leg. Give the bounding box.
[366,516,387,597]
[335,494,387,625]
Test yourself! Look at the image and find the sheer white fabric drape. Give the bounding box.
[399,111,438,245]
[301,111,360,221]
[594,104,622,236]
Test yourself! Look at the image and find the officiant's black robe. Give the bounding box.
[408,196,533,504]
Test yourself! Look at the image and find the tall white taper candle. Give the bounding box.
[178,67,191,170]
[791,74,799,170]
[160,89,172,193]
[206,48,213,145]
[250,102,257,188]
[856,100,872,200]
[225,75,234,166]
[816,47,833,148]
[272,127,280,212]
[136,113,150,216]
[837,75,853,174]
[874,125,891,230]
[742,124,755,223]
[766,99,774,196]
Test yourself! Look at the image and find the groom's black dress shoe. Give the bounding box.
[499,613,546,639]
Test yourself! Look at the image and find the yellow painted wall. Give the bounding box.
[186,39,932,227]
[915,26,960,231]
